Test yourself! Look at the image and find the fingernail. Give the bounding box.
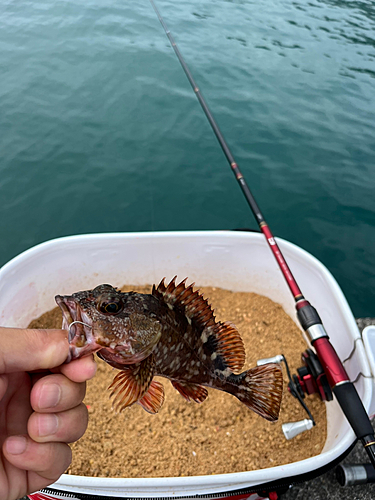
[39,383,61,409]
[6,436,27,455]
[38,414,59,437]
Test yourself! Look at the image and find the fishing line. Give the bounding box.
[148,175,156,233]
[147,165,159,284]
[150,0,375,467]
[342,337,364,364]
[351,372,373,385]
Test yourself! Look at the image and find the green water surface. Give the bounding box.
[0,0,374,317]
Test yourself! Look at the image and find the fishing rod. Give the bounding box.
[150,0,375,467]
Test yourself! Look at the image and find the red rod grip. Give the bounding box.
[313,337,349,387]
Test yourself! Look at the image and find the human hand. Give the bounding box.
[0,327,97,500]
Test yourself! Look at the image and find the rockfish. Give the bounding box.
[55,277,283,421]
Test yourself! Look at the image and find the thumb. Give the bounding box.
[0,328,69,373]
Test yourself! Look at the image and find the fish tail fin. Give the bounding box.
[236,363,283,422]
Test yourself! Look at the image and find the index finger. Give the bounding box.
[0,328,69,373]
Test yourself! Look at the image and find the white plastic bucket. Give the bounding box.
[0,230,372,497]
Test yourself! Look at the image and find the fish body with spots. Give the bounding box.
[56,277,283,421]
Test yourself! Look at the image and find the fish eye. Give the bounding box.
[97,295,123,315]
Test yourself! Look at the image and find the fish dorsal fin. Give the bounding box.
[153,276,216,330]
[153,277,245,373]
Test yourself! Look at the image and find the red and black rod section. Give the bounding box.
[150,0,375,466]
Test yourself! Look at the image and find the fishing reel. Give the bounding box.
[258,349,332,440]
[289,349,333,403]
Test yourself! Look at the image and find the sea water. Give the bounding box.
[0,0,374,317]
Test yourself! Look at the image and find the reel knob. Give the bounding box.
[257,355,284,366]
[282,419,314,440]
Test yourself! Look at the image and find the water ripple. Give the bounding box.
[0,0,374,316]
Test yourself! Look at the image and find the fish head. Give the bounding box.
[55,284,162,365]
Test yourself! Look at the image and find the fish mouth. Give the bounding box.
[55,295,98,362]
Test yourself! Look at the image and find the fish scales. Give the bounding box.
[151,284,241,387]
[56,277,283,421]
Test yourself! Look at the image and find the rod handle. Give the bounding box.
[333,383,375,467]
[333,383,374,438]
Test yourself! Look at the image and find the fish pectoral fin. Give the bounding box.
[209,321,246,373]
[236,363,283,422]
[171,380,208,403]
[137,380,165,414]
[108,355,155,413]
